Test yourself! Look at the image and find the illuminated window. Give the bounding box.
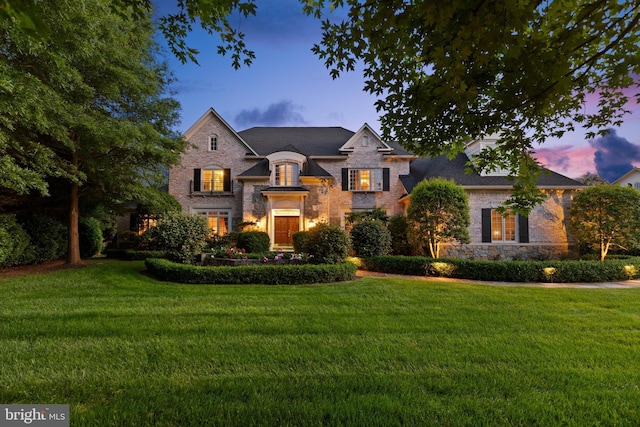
[491,210,516,242]
[202,169,225,191]
[349,168,383,191]
[274,162,298,186]
[196,210,230,236]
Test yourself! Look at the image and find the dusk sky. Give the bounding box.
[155,0,640,181]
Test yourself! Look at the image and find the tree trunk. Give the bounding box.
[66,151,82,266]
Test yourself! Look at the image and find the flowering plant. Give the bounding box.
[213,247,247,259]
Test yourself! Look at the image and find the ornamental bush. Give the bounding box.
[305,223,350,264]
[22,214,68,263]
[292,231,309,254]
[0,214,35,267]
[79,217,103,259]
[236,231,270,253]
[350,220,391,257]
[153,212,209,264]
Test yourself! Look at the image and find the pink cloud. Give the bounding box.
[532,145,597,179]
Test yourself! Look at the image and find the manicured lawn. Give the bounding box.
[1,259,640,426]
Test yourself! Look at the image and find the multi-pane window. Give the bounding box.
[202,169,225,191]
[209,134,218,151]
[197,210,230,236]
[274,162,298,186]
[349,168,383,191]
[491,209,516,242]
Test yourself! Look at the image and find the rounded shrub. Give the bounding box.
[292,230,310,254]
[79,217,103,259]
[0,214,34,267]
[153,212,209,264]
[350,220,391,258]
[23,215,68,263]
[237,231,270,253]
[306,223,350,264]
[388,214,414,255]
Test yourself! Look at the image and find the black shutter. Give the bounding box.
[342,168,349,191]
[518,215,529,243]
[382,168,390,191]
[129,213,139,232]
[223,169,231,192]
[193,169,201,192]
[481,209,492,243]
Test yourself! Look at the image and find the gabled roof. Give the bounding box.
[184,108,258,156]
[400,152,586,194]
[339,123,393,152]
[612,167,640,185]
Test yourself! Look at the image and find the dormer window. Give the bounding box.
[274,162,299,186]
[208,134,218,151]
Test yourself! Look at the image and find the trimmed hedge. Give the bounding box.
[360,255,640,283]
[145,258,358,285]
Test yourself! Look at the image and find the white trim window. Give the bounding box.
[274,162,299,186]
[208,134,218,151]
[349,168,382,191]
[203,168,225,192]
[491,209,517,242]
[196,210,230,236]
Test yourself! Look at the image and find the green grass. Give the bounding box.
[1,259,640,426]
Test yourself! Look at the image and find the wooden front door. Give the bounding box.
[274,216,299,245]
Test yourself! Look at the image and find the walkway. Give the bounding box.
[356,270,640,289]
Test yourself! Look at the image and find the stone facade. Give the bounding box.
[168,108,583,259]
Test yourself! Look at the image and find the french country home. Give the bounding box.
[167,107,585,259]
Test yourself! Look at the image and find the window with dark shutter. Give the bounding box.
[383,168,390,191]
[342,168,349,191]
[223,169,231,192]
[518,215,529,243]
[193,169,201,192]
[481,209,491,242]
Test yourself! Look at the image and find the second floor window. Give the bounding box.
[349,168,383,191]
[275,162,298,186]
[203,169,225,191]
[192,168,231,192]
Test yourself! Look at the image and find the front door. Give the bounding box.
[274,216,299,245]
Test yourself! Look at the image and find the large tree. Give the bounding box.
[5,0,640,214]
[406,178,470,259]
[0,0,186,265]
[570,184,640,261]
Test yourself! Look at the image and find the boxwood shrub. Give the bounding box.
[360,255,640,283]
[236,231,270,253]
[145,258,357,285]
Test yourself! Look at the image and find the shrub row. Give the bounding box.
[145,258,357,285]
[361,255,640,283]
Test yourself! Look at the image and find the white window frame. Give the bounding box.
[274,162,299,187]
[202,168,225,192]
[208,134,218,151]
[194,209,231,236]
[491,209,517,242]
[349,168,383,192]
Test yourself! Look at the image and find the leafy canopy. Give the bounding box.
[5,0,639,216]
[407,178,470,259]
[310,0,640,214]
[570,184,640,261]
